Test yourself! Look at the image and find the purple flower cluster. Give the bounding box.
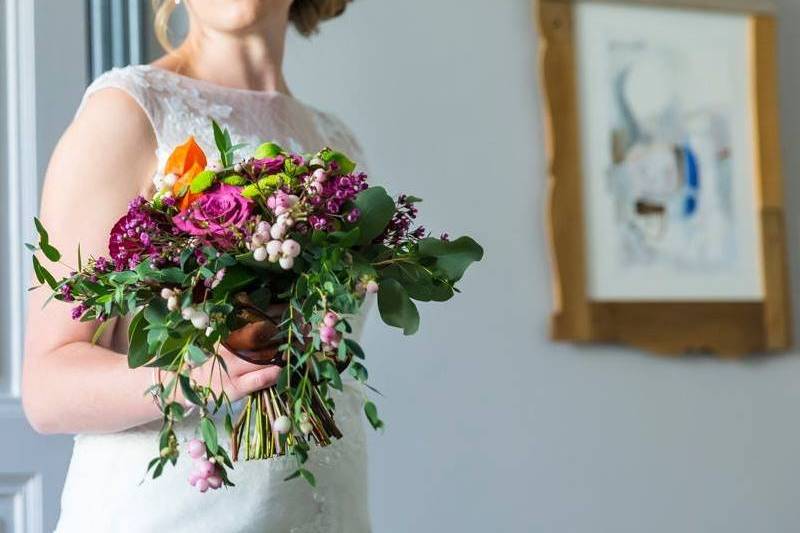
[379,195,426,244]
[109,197,166,270]
[306,172,368,231]
[71,303,87,320]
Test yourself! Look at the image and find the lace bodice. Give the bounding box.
[80,64,366,174]
[56,65,372,533]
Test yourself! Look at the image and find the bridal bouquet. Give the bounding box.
[30,122,482,491]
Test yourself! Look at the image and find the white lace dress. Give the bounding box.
[54,65,372,533]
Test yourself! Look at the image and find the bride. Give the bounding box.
[22,1,371,531]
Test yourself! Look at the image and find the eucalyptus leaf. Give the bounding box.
[377,278,420,335]
[364,401,384,430]
[347,187,395,245]
[127,311,152,368]
[200,417,219,454]
[417,236,484,282]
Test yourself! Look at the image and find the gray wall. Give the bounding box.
[285,1,800,532]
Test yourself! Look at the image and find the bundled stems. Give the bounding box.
[230,383,341,461]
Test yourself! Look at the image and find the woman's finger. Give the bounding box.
[234,366,282,394]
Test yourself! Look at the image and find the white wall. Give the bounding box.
[286,1,800,532]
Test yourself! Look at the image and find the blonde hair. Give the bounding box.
[152,0,352,50]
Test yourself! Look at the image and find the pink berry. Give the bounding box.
[320,325,337,343]
[188,471,201,486]
[323,311,338,327]
[366,280,379,294]
[197,459,215,478]
[196,478,209,493]
[187,439,204,459]
[207,475,223,489]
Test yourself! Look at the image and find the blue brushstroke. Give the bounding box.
[681,144,700,217]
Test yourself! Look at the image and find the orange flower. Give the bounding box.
[165,137,207,210]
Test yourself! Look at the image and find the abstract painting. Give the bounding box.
[574,2,763,300]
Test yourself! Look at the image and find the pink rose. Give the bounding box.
[173,184,253,246]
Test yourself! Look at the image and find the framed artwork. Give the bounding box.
[537,0,791,355]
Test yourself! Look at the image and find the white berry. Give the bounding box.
[253,246,268,262]
[191,311,210,330]
[274,415,292,434]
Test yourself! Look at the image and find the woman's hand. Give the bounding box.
[194,303,289,402]
[192,346,283,403]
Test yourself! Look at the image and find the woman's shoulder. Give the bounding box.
[82,65,189,112]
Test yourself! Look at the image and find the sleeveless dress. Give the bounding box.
[54,65,372,533]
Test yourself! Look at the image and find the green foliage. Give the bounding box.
[377,278,420,335]
[34,217,61,262]
[347,187,395,245]
[127,310,152,368]
[418,236,484,282]
[364,401,384,430]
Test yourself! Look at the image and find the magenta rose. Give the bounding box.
[173,184,253,246]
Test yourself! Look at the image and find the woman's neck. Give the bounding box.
[157,17,291,95]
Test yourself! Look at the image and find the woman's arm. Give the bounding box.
[22,89,280,434]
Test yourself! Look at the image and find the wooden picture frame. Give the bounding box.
[537,0,792,355]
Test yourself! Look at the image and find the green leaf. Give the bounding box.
[200,417,219,454]
[31,256,58,289]
[254,142,283,159]
[34,217,49,247]
[349,361,368,382]
[187,344,209,366]
[417,236,484,282]
[344,338,365,359]
[377,278,420,335]
[41,242,61,262]
[212,120,231,166]
[319,360,343,391]
[33,217,61,261]
[300,469,316,486]
[109,271,138,284]
[179,374,204,407]
[364,401,384,430]
[348,187,395,245]
[380,263,435,302]
[211,265,257,298]
[284,468,316,486]
[190,170,217,193]
[127,310,152,368]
